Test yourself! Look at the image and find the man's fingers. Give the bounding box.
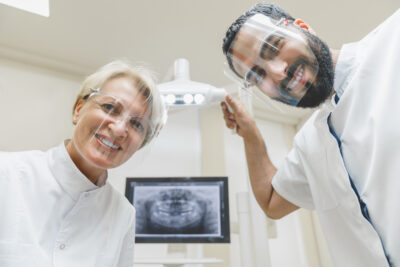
[227,121,237,129]
[225,94,241,113]
[221,101,237,122]
[220,101,228,113]
[223,113,236,124]
[220,101,232,117]
[221,95,243,132]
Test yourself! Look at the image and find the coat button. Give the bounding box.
[59,243,66,250]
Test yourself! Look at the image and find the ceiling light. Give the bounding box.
[194,94,205,104]
[0,0,49,17]
[183,94,194,104]
[158,58,227,108]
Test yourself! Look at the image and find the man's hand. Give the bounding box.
[220,94,258,138]
[221,95,298,219]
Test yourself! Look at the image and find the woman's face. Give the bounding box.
[69,76,151,172]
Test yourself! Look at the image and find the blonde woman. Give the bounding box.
[0,60,167,267]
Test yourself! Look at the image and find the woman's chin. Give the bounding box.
[79,141,137,171]
[85,151,120,170]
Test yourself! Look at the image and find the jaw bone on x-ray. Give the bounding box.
[135,187,220,235]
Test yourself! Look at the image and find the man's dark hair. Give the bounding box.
[222,3,294,56]
[222,3,334,108]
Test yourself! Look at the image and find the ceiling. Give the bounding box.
[0,0,398,123]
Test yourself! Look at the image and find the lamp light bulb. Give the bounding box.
[183,94,194,104]
[194,94,205,104]
[165,94,176,105]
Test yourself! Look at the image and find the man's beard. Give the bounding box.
[296,32,335,108]
[279,57,318,94]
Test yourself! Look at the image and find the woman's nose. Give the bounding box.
[266,59,288,81]
[109,119,128,137]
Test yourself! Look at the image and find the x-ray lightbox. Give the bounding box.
[125,177,230,243]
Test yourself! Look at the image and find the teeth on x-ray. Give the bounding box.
[136,188,219,235]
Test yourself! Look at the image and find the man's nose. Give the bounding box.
[266,59,288,81]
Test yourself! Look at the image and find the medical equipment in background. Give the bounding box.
[158,58,227,108]
[156,59,275,267]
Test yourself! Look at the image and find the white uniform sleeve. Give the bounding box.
[272,146,315,210]
[0,152,9,176]
[116,212,135,267]
[117,217,135,267]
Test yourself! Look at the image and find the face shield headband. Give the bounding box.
[226,14,319,106]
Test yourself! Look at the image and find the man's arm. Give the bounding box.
[221,95,298,219]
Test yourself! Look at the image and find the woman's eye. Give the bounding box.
[129,119,145,132]
[101,103,116,112]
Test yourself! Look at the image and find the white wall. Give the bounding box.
[0,58,81,151]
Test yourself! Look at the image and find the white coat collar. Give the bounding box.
[47,140,108,201]
[333,42,359,98]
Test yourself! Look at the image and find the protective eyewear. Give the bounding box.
[86,90,155,139]
[226,14,319,106]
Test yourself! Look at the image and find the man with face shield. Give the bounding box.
[227,14,322,106]
[221,3,400,267]
[0,60,167,267]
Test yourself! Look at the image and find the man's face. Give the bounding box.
[228,14,320,106]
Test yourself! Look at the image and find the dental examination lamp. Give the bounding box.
[158,58,227,108]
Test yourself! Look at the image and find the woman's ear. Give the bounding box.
[72,99,85,125]
[294,19,316,35]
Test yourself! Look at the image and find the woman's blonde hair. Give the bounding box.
[73,60,167,148]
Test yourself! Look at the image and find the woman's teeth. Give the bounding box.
[96,134,121,150]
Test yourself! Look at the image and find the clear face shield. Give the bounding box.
[87,90,155,139]
[226,14,319,106]
[73,82,156,173]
